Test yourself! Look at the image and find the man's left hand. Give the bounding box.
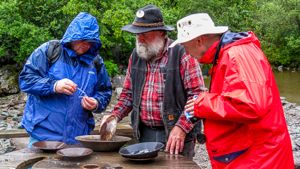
[165,126,186,155]
[81,96,98,110]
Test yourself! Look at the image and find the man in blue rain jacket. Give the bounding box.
[19,12,112,145]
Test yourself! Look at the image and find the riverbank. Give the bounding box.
[0,90,299,168]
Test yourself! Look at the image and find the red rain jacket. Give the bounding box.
[194,32,294,169]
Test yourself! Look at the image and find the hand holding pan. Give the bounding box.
[98,114,117,141]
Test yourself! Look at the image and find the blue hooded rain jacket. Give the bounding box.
[19,12,112,144]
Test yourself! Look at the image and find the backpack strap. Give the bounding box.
[47,40,62,65]
[93,55,102,72]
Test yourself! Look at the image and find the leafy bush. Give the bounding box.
[0,0,299,70]
[104,60,120,77]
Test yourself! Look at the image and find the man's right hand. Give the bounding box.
[99,114,118,141]
[54,78,77,95]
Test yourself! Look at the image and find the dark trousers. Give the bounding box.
[139,124,195,159]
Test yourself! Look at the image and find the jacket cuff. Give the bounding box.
[51,80,58,94]
[194,93,205,118]
[175,114,194,133]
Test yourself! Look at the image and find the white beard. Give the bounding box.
[136,37,165,61]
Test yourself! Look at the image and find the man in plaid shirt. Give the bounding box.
[101,5,205,158]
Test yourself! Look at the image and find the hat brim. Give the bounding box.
[169,26,228,48]
[122,24,174,34]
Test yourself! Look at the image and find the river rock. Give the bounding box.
[278,65,283,72]
[0,139,15,155]
[0,65,20,96]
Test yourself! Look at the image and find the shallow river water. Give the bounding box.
[203,71,300,105]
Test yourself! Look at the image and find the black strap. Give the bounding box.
[209,33,226,92]
[212,33,226,66]
[47,40,62,64]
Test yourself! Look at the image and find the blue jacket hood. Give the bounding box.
[61,12,102,64]
[222,31,249,45]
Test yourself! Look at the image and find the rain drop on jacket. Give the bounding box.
[19,12,112,144]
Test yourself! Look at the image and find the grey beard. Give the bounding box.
[136,38,165,61]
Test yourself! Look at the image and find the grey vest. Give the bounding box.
[130,41,201,142]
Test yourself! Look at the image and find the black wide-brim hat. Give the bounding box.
[122,5,174,34]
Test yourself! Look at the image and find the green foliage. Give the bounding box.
[104,60,120,77]
[254,0,300,67]
[0,0,299,69]
[0,0,54,63]
[100,0,135,64]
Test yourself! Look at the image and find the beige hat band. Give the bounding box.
[132,21,164,27]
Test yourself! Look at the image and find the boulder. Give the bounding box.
[0,65,20,96]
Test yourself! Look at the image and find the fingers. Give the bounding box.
[186,99,194,104]
[101,114,117,124]
[165,126,186,155]
[107,115,117,123]
[170,138,176,154]
[165,137,175,154]
[184,106,194,115]
[188,111,194,116]
[175,138,180,154]
[185,101,194,110]
[164,153,179,161]
[99,121,108,135]
[84,97,97,105]
[81,97,92,110]
[99,114,118,141]
[64,79,77,88]
[185,107,194,114]
[166,137,184,155]
[184,99,195,115]
[180,139,184,153]
[185,96,197,108]
[63,85,76,95]
[81,97,98,110]
[55,78,77,95]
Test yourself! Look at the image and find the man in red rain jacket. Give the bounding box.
[170,13,294,169]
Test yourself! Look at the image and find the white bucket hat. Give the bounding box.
[170,13,228,47]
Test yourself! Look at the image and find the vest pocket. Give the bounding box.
[164,111,180,129]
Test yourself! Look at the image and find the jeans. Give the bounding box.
[139,124,195,159]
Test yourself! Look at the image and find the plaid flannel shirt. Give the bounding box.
[112,39,205,133]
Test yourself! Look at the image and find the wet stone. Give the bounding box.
[1,112,8,117]
[0,115,6,121]
[9,111,21,118]
[0,139,16,155]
